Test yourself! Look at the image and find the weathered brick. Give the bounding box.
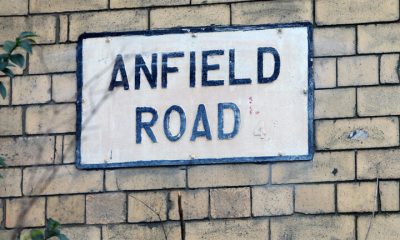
[271,216,355,240]
[232,0,312,25]
[252,186,293,217]
[6,197,45,228]
[211,187,250,219]
[0,15,56,44]
[169,190,208,220]
[59,15,68,43]
[0,77,10,105]
[358,23,400,53]
[30,44,76,74]
[0,107,22,136]
[337,182,377,212]
[106,167,186,191]
[25,104,76,134]
[54,135,63,164]
[314,27,355,57]
[315,88,355,119]
[52,73,76,103]
[0,168,22,197]
[358,86,400,116]
[12,75,51,104]
[0,230,16,239]
[186,219,269,240]
[380,181,400,212]
[295,184,335,214]
[188,164,268,188]
[103,223,181,240]
[63,135,76,163]
[316,0,399,25]
[0,136,54,166]
[313,58,336,89]
[30,0,108,13]
[381,54,400,84]
[23,165,103,195]
[272,151,355,184]
[358,149,400,179]
[338,55,379,86]
[86,193,126,224]
[128,191,167,223]
[358,215,400,240]
[316,117,399,150]
[193,0,246,3]
[69,10,148,41]
[0,0,27,15]
[47,195,85,224]
[111,0,188,8]
[60,226,101,240]
[150,5,230,29]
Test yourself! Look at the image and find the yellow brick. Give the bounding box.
[380,181,399,212]
[358,149,400,179]
[69,10,148,41]
[338,55,379,86]
[60,226,101,240]
[63,135,76,163]
[188,164,268,188]
[150,5,230,29]
[314,27,355,57]
[252,186,293,216]
[0,107,22,136]
[380,54,400,84]
[169,190,209,220]
[271,216,355,240]
[295,184,335,214]
[23,165,103,195]
[0,77,10,106]
[337,182,377,212]
[193,0,245,3]
[106,167,186,191]
[210,187,250,219]
[111,0,188,8]
[0,136,54,166]
[358,215,400,240]
[313,58,336,89]
[0,0,27,15]
[358,23,400,53]
[52,73,77,103]
[128,192,167,222]
[272,151,355,184]
[232,0,312,25]
[186,219,269,240]
[30,0,108,13]
[316,117,399,150]
[59,15,69,43]
[315,88,355,119]
[47,195,85,224]
[86,193,126,224]
[25,104,76,134]
[12,75,51,104]
[316,0,399,25]
[0,230,16,239]
[103,223,181,240]
[30,44,76,74]
[6,197,45,228]
[0,15,56,44]
[0,168,22,197]
[358,86,400,116]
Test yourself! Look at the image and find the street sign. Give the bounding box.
[76,23,314,169]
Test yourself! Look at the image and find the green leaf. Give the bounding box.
[30,229,45,240]
[9,54,24,67]
[1,68,14,78]
[58,234,69,240]
[19,40,32,53]
[0,62,7,71]
[19,31,38,39]
[0,156,6,167]
[0,82,6,100]
[3,41,16,53]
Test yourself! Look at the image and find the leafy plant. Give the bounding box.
[0,31,37,99]
[20,218,68,240]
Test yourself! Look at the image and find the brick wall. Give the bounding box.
[1,0,400,239]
